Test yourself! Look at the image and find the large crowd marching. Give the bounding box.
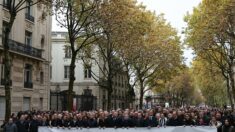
[1,107,235,132]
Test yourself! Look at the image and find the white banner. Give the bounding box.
[39,126,217,132]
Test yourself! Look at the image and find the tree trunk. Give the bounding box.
[67,53,76,111]
[106,77,113,110]
[3,14,16,121]
[229,71,235,110]
[139,80,144,109]
[226,78,234,110]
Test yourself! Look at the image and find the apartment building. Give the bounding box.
[0,1,51,120]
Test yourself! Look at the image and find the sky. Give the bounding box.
[52,0,202,66]
[137,0,202,66]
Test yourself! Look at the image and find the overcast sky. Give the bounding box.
[137,0,202,66]
[52,0,202,66]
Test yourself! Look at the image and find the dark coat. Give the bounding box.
[3,123,18,132]
[39,121,49,127]
[145,116,158,127]
[134,118,145,127]
[16,120,29,132]
[97,119,106,127]
[167,118,182,126]
[109,117,122,127]
[121,118,134,127]
[88,119,97,128]
[29,119,40,132]
[183,119,195,126]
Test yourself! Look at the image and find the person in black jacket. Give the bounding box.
[167,112,182,126]
[109,112,122,128]
[3,118,18,132]
[29,115,40,132]
[135,113,144,127]
[62,115,70,127]
[217,119,235,132]
[97,112,106,127]
[70,116,77,127]
[40,116,49,126]
[121,113,134,127]
[146,110,157,127]
[16,115,29,132]
[76,114,84,127]
[183,114,195,126]
[87,113,97,128]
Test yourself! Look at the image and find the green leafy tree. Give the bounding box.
[185,0,235,109]
[54,0,100,111]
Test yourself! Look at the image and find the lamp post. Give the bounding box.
[56,84,60,111]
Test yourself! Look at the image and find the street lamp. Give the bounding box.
[56,84,60,111]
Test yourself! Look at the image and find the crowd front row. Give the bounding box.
[1,107,235,132]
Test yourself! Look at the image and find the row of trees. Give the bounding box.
[184,0,235,109]
[1,0,183,120]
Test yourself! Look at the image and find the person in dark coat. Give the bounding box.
[40,116,49,126]
[183,114,195,126]
[146,110,157,127]
[109,112,122,128]
[87,113,97,128]
[56,114,63,127]
[62,116,70,127]
[29,115,40,132]
[218,119,235,132]
[3,118,18,132]
[97,113,106,127]
[16,115,29,132]
[70,116,78,127]
[104,113,112,127]
[135,113,144,127]
[167,112,182,126]
[75,114,84,127]
[50,115,57,127]
[121,114,134,127]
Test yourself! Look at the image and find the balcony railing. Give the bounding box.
[1,79,12,86]
[25,13,34,22]
[24,82,33,88]
[8,39,42,58]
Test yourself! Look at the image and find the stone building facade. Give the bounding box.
[50,32,130,111]
[0,2,51,120]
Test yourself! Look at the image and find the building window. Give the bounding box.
[25,1,34,22]
[23,97,31,111]
[40,98,43,110]
[0,96,5,119]
[2,21,12,40]
[0,63,5,85]
[84,65,92,79]
[64,66,70,79]
[3,0,9,9]
[64,46,72,58]
[41,35,45,48]
[24,64,33,88]
[0,59,12,86]
[50,66,52,79]
[40,72,44,84]
[25,31,32,46]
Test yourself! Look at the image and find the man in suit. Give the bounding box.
[146,110,158,127]
[134,113,144,127]
[110,111,122,128]
[16,115,29,132]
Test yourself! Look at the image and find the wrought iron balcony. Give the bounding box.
[24,82,33,88]
[1,79,12,86]
[25,13,35,22]
[8,39,42,58]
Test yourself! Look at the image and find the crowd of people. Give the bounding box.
[1,107,235,132]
